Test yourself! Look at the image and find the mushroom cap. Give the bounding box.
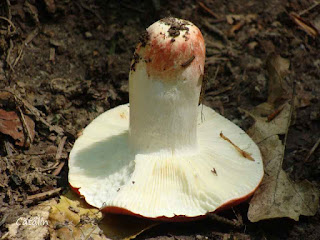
[69,104,264,220]
[132,17,205,82]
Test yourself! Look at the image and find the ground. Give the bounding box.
[0,0,319,239]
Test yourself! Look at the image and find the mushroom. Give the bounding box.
[69,17,264,221]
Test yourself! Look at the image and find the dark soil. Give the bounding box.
[0,0,319,239]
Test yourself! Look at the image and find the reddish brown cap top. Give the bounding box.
[131,17,206,81]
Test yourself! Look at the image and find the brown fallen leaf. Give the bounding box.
[290,12,319,38]
[0,109,35,147]
[247,102,319,222]
[266,54,290,105]
[240,102,290,143]
[49,191,158,240]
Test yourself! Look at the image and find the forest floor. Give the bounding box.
[0,0,319,239]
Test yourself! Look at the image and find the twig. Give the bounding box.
[220,132,255,161]
[200,65,220,103]
[12,47,24,69]
[53,162,65,176]
[27,187,62,200]
[198,1,220,19]
[4,140,13,156]
[5,39,14,71]
[232,208,243,226]
[16,103,33,145]
[120,2,144,13]
[0,16,16,35]
[0,214,8,227]
[78,0,105,24]
[202,19,229,44]
[56,136,67,160]
[181,55,195,67]
[84,225,99,240]
[267,104,286,122]
[304,137,320,162]
[207,213,242,228]
[206,84,234,97]
[24,27,39,45]
[205,56,228,66]
[6,0,12,20]
[299,1,320,16]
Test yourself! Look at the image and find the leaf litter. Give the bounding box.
[48,191,158,240]
[245,54,319,222]
[1,0,320,239]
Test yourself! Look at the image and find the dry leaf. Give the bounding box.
[49,192,106,240]
[240,102,290,143]
[266,54,290,104]
[49,191,158,240]
[0,109,35,146]
[247,102,319,222]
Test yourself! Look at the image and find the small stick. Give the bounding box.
[206,84,234,97]
[78,0,105,24]
[16,103,34,145]
[220,132,255,161]
[53,162,65,176]
[203,19,229,44]
[12,46,24,69]
[6,39,14,71]
[181,55,195,67]
[207,213,242,228]
[304,137,320,162]
[0,16,16,34]
[4,140,13,156]
[27,187,62,200]
[0,213,8,227]
[267,104,285,122]
[198,1,219,19]
[56,136,67,160]
[299,1,320,16]
[6,0,12,21]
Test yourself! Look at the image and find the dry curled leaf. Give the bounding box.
[247,102,319,222]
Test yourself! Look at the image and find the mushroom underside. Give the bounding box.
[69,104,263,219]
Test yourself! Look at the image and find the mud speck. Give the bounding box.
[160,17,190,38]
[139,31,150,48]
[130,53,141,72]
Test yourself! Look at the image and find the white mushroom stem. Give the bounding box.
[129,18,205,154]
